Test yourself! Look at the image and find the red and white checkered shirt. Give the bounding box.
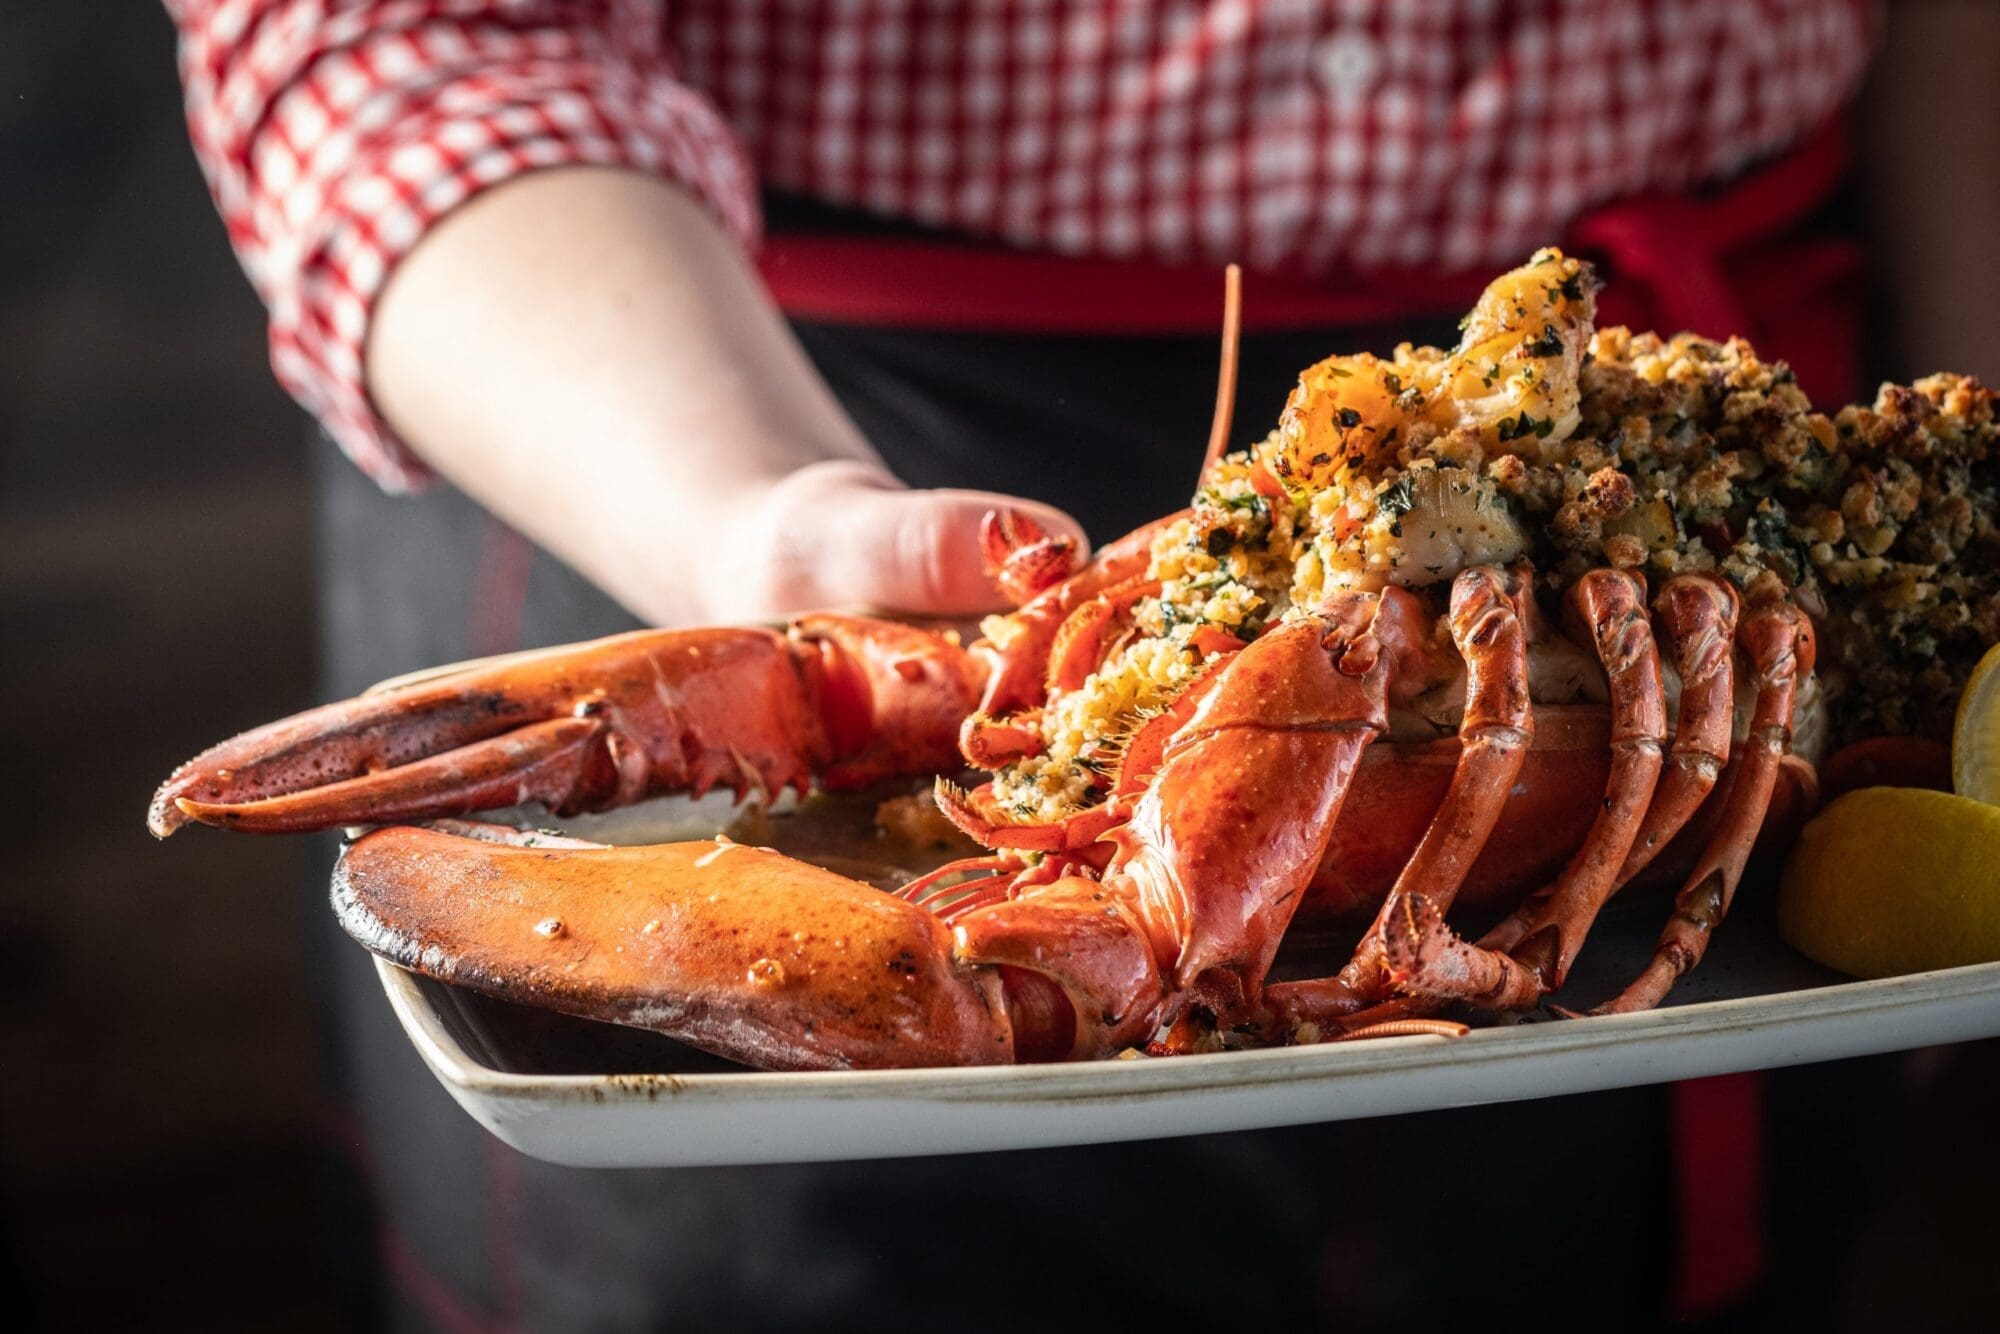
[168,1,1875,491]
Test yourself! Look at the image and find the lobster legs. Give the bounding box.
[958,513,1182,769]
[1593,600,1815,1014]
[1249,569,1791,1032]
[1367,582,1808,1018]
[1386,568,1670,1008]
[1259,563,1533,1031]
[1478,575,1740,961]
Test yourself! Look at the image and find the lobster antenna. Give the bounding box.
[1198,263,1243,489]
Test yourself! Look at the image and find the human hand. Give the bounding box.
[366,167,1089,627]
[707,459,1089,623]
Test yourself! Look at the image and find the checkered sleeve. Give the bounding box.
[167,0,761,491]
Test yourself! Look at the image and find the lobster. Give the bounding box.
[150,248,1995,1072]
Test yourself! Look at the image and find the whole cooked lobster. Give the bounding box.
[150,249,1995,1071]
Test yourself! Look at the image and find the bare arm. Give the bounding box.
[1864,0,2000,384]
[366,166,1085,625]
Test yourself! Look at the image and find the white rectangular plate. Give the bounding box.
[370,788,2000,1168]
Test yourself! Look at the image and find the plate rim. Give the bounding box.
[378,954,2000,1105]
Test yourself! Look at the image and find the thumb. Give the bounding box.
[765,461,1090,617]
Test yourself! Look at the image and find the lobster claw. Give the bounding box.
[149,628,814,837]
[337,825,1017,1070]
[150,618,984,838]
[161,712,618,837]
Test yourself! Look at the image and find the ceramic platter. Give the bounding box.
[369,786,2000,1168]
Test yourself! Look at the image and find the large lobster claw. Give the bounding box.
[149,616,984,838]
[336,825,1017,1070]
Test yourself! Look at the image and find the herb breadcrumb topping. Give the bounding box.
[988,249,1997,820]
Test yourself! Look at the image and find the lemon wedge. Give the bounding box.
[1954,642,2000,806]
[1779,787,2000,978]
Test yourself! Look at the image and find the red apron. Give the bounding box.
[758,117,1862,1321]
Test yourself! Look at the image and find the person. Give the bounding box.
[164,2,1997,1328]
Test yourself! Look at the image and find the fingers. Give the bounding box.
[860,483,1090,614]
[745,461,1090,618]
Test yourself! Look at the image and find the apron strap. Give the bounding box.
[1668,1072,1770,1319]
[1576,118,1861,407]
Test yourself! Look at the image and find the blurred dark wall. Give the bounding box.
[2,5,335,1328]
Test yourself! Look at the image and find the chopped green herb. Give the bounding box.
[1218,492,1270,527]
[1497,414,1555,443]
[1376,475,1416,520]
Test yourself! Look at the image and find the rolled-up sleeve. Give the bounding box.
[167,1,760,491]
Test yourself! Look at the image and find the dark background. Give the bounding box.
[4,4,325,1329]
[3,5,1995,1330]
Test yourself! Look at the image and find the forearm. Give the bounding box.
[1864,1,2000,384]
[366,167,879,623]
